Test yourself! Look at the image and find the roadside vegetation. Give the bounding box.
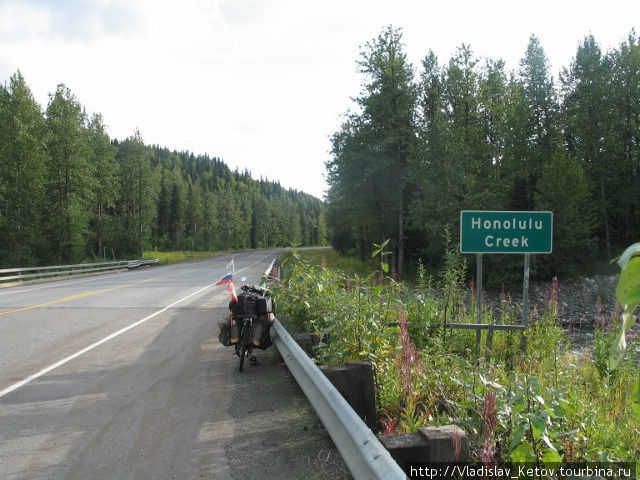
[141,250,224,265]
[326,26,640,284]
[272,246,640,466]
[0,72,327,269]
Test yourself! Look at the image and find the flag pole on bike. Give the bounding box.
[216,272,238,303]
[216,276,276,372]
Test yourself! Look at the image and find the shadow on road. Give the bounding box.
[0,305,350,479]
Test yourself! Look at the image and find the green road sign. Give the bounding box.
[460,211,553,254]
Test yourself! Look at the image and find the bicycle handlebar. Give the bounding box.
[240,283,272,296]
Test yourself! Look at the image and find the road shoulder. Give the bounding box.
[224,346,352,480]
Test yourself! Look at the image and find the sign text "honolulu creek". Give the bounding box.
[460,211,553,254]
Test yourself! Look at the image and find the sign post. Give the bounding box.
[459,211,553,357]
[522,253,531,352]
[475,253,482,357]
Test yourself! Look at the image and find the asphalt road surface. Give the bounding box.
[0,250,350,480]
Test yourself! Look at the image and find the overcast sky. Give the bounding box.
[1,0,638,199]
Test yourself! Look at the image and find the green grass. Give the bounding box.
[292,248,379,278]
[142,250,223,265]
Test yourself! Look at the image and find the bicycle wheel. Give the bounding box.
[238,320,251,372]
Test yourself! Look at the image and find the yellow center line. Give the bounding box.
[0,268,204,317]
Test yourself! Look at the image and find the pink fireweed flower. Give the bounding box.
[381,413,397,434]
[398,309,422,396]
[452,427,463,461]
[482,389,497,466]
[544,276,559,318]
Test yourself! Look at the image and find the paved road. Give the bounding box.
[0,250,349,480]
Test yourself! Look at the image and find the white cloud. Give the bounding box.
[1,0,638,199]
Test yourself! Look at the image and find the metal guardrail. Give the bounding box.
[261,256,404,479]
[0,259,159,283]
[270,318,405,480]
[260,258,277,287]
[446,322,525,331]
[125,259,159,269]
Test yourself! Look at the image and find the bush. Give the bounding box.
[273,248,640,465]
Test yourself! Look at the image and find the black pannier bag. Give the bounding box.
[218,317,231,346]
[257,296,273,314]
[228,291,274,316]
[219,288,274,349]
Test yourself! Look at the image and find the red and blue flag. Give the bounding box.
[216,274,238,303]
[216,274,233,286]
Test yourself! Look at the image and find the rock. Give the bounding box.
[483,274,620,327]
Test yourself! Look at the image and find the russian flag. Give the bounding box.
[216,274,238,303]
[216,274,233,286]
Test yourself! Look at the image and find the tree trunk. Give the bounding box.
[397,191,404,278]
[65,162,72,263]
[97,195,103,258]
[138,174,144,257]
[16,162,23,267]
[600,178,611,260]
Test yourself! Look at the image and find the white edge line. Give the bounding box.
[0,253,278,399]
[230,252,274,278]
[0,281,218,399]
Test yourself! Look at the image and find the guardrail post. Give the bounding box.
[322,362,377,430]
[271,319,406,480]
[378,425,469,470]
[291,333,320,356]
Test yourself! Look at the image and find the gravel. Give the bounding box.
[483,274,621,327]
[225,346,353,480]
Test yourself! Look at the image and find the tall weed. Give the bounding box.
[274,249,640,464]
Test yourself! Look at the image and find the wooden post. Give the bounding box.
[320,365,350,401]
[378,425,469,470]
[346,361,377,430]
[485,316,495,362]
[321,361,377,430]
[292,333,320,357]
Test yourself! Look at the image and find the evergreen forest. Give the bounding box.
[0,73,327,268]
[326,27,640,281]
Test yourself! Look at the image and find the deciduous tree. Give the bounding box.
[0,71,47,266]
[44,84,92,263]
